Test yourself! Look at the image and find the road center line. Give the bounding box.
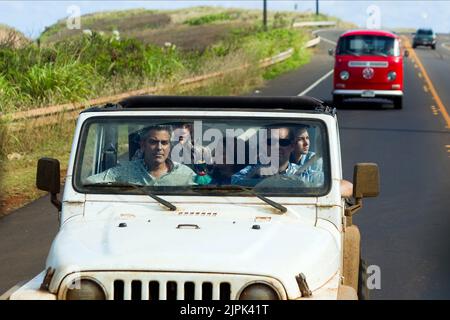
[297,69,334,96]
[403,36,450,129]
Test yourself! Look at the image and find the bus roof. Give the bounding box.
[339,29,398,39]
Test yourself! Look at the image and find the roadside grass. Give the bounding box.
[183,12,237,26]
[263,33,312,80]
[0,118,75,215]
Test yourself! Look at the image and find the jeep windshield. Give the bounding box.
[337,35,400,57]
[74,117,330,196]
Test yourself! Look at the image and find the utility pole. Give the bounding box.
[316,0,319,16]
[263,0,267,31]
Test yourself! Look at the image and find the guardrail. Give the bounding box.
[3,34,321,129]
[292,21,336,28]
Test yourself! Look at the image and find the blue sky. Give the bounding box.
[1,1,449,38]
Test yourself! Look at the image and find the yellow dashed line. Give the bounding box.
[402,36,450,129]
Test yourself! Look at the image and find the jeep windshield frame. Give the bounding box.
[73,114,332,198]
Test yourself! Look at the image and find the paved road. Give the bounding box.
[253,30,450,299]
[1,29,449,299]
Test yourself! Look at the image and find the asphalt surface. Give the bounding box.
[1,29,449,299]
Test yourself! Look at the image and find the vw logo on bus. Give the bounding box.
[362,67,375,79]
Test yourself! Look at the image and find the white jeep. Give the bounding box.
[4,96,379,300]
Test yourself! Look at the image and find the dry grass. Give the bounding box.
[0,24,30,48]
[129,22,250,52]
[0,117,75,215]
[41,11,171,44]
[38,6,345,49]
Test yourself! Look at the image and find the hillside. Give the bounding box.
[38,6,354,51]
[0,24,29,47]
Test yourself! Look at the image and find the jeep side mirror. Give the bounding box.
[36,158,62,211]
[345,163,379,224]
[353,163,379,199]
[328,48,334,56]
[404,50,409,58]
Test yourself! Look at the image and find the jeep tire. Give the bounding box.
[358,258,370,300]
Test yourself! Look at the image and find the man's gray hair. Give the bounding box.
[140,124,173,141]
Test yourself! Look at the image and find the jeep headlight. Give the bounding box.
[387,71,397,81]
[340,71,350,80]
[65,279,106,300]
[239,283,280,300]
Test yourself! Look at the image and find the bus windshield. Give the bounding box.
[337,35,400,57]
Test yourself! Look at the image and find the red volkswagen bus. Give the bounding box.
[331,30,406,109]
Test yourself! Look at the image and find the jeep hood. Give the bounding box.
[46,202,340,297]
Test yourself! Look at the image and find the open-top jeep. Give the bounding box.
[5,96,379,300]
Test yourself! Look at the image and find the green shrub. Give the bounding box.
[0,74,19,113]
[184,12,234,26]
[143,44,188,81]
[18,62,100,105]
[53,34,147,77]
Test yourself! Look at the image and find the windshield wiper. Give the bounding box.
[83,182,177,211]
[191,185,287,214]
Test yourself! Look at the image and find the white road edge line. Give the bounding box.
[319,37,337,46]
[297,69,334,96]
[298,30,337,96]
[441,42,450,51]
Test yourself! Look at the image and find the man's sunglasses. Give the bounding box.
[266,139,292,147]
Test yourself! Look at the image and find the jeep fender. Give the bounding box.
[343,225,360,291]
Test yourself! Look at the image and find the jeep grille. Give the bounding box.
[59,272,287,300]
[113,279,231,300]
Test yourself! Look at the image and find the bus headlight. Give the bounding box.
[388,71,397,81]
[340,71,350,80]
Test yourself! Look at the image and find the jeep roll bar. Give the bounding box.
[81,95,336,115]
